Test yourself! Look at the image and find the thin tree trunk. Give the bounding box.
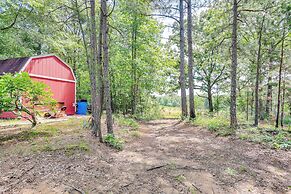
[216,86,219,114]
[131,19,138,115]
[101,0,113,134]
[280,78,286,127]
[254,15,265,126]
[265,49,273,120]
[89,0,103,142]
[187,0,195,119]
[179,0,187,118]
[246,90,249,121]
[251,90,254,116]
[129,14,138,115]
[230,0,238,128]
[275,28,285,128]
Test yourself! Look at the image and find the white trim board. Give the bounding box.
[29,74,76,83]
[20,54,77,82]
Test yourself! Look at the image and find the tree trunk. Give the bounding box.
[101,0,113,134]
[230,0,238,128]
[207,86,213,112]
[251,90,254,116]
[265,50,273,119]
[97,9,104,119]
[89,0,103,142]
[275,28,285,128]
[131,18,138,115]
[246,90,249,121]
[179,0,187,118]
[254,15,265,126]
[280,78,286,127]
[187,0,195,119]
[31,112,37,128]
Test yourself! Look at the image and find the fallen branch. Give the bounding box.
[64,184,85,194]
[146,164,167,171]
[192,183,202,193]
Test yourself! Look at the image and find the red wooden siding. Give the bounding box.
[24,56,74,81]
[31,77,76,115]
[0,55,76,119]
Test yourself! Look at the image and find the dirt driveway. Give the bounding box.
[0,119,290,194]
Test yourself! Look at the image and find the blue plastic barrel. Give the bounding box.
[77,101,88,115]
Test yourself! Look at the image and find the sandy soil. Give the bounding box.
[0,119,290,194]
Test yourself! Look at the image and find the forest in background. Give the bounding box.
[0,1,291,192]
[0,0,290,135]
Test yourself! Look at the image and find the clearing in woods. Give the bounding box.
[0,118,290,194]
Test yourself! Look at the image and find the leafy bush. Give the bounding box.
[104,134,124,150]
[0,73,56,127]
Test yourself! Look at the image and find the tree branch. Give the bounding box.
[143,13,180,23]
[0,9,21,30]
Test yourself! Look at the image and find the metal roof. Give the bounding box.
[0,57,30,75]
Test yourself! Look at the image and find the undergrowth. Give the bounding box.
[190,115,290,150]
[191,115,234,136]
[115,115,139,130]
[238,126,290,150]
[104,134,124,150]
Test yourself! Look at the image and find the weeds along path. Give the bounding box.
[0,119,290,194]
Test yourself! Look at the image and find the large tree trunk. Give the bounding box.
[97,9,104,119]
[89,0,102,142]
[275,28,285,128]
[207,86,214,113]
[254,15,265,126]
[179,0,187,118]
[187,0,195,119]
[230,0,238,128]
[101,0,113,134]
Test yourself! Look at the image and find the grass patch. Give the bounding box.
[191,115,234,136]
[224,167,237,176]
[175,174,186,183]
[160,106,181,119]
[192,116,229,132]
[32,140,90,154]
[130,130,141,138]
[191,115,290,150]
[115,115,139,130]
[104,134,124,150]
[65,141,89,155]
[0,130,52,144]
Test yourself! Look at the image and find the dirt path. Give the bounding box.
[0,119,290,194]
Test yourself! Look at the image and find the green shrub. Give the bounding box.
[104,134,124,150]
[283,115,291,125]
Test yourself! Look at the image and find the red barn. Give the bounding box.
[0,55,76,118]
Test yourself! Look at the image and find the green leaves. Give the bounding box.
[0,72,56,116]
